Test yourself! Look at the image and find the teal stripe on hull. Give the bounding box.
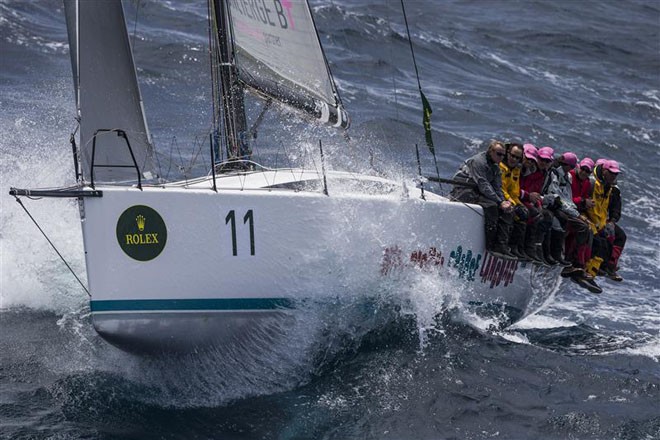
[90,298,295,312]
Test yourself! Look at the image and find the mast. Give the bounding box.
[212,0,249,160]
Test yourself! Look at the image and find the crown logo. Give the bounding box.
[136,215,145,232]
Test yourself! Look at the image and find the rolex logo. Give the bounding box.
[117,205,167,261]
[136,214,145,232]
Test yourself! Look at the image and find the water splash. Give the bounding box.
[1,82,86,312]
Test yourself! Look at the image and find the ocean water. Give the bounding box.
[1,1,659,439]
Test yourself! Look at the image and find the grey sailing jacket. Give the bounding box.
[543,166,580,218]
[452,151,505,204]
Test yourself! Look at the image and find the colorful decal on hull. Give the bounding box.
[448,245,481,281]
[480,252,519,288]
[380,245,403,275]
[381,245,518,289]
[116,205,167,261]
[381,245,445,275]
[410,246,445,270]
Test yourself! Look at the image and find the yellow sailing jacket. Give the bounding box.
[585,168,611,233]
[499,162,522,205]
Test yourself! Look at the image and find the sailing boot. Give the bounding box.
[526,246,545,265]
[561,265,584,278]
[490,213,515,258]
[603,266,623,282]
[542,234,557,266]
[586,256,604,278]
[580,256,604,293]
[550,230,572,267]
[603,245,624,281]
[523,225,544,264]
[508,221,528,260]
[571,273,603,294]
[484,220,498,253]
[561,240,590,278]
[515,242,530,261]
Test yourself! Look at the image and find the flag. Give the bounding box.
[421,91,434,154]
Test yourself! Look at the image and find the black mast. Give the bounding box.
[212,0,249,160]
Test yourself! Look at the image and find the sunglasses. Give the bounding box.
[494,151,505,157]
[580,166,591,172]
[510,154,523,160]
[539,158,552,163]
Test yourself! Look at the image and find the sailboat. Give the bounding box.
[10,0,560,353]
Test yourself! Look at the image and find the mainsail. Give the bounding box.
[64,0,156,183]
[227,0,349,128]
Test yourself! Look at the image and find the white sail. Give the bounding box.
[64,0,156,183]
[228,0,349,127]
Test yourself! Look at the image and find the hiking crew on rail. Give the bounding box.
[450,140,625,295]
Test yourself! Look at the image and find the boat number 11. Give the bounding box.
[225,209,255,256]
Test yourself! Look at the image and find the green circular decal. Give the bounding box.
[116,205,167,261]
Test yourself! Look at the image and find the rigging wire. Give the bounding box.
[12,196,90,297]
[326,0,382,176]
[131,0,141,48]
[384,6,410,197]
[399,0,442,190]
[398,1,481,218]
[127,0,167,181]
[415,143,425,200]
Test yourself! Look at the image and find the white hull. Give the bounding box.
[80,169,559,352]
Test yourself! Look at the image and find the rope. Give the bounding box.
[13,196,90,297]
[444,191,485,218]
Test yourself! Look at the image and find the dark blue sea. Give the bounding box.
[1,1,659,439]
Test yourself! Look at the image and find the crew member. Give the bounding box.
[602,177,625,281]
[520,144,552,264]
[568,157,597,283]
[584,159,621,287]
[536,146,561,265]
[571,157,595,213]
[500,142,529,259]
[544,152,598,291]
[450,140,514,258]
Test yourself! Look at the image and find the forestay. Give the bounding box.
[64,0,156,183]
[228,0,349,128]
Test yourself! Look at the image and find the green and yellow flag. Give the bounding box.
[421,91,434,154]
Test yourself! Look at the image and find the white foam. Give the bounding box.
[398,269,464,348]
[487,53,531,76]
[511,313,577,330]
[618,336,660,363]
[641,89,660,102]
[497,330,531,345]
[0,86,86,313]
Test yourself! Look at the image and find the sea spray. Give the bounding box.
[1,94,85,312]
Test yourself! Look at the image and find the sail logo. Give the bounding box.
[116,205,167,261]
[231,0,294,30]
